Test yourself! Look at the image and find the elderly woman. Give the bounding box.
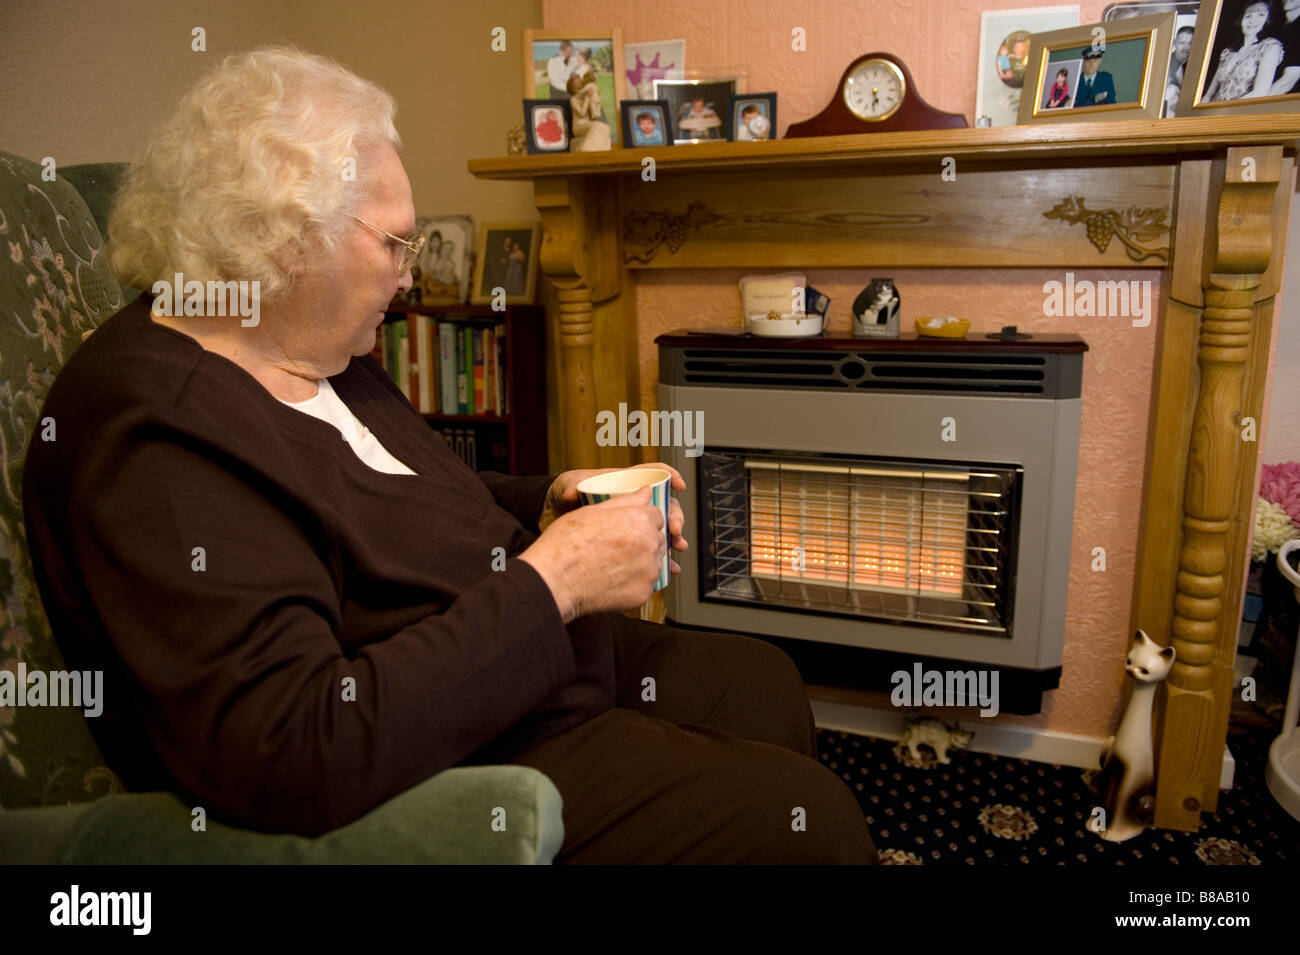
[21,47,878,864]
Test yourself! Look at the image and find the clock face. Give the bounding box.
[843,59,905,122]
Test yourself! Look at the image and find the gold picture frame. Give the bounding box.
[1020,13,1175,123]
[471,223,541,306]
[522,28,626,145]
[1177,0,1300,116]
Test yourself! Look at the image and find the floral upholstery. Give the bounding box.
[0,151,130,809]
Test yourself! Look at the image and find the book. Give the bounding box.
[438,322,457,414]
[462,324,473,415]
[484,326,495,415]
[406,315,420,411]
[396,324,410,401]
[472,328,485,414]
[497,323,508,414]
[415,315,433,414]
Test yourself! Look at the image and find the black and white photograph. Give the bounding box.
[728,92,776,140]
[1180,0,1300,113]
[413,215,473,306]
[653,77,736,142]
[471,223,540,304]
[1104,2,1202,114]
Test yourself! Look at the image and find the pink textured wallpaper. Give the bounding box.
[542,0,1176,739]
[544,0,1115,130]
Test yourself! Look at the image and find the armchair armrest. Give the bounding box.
[0,765,564,864]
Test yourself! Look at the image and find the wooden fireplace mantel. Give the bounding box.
[469,116,1300,833]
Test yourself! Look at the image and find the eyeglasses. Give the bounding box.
[349,215,426,273]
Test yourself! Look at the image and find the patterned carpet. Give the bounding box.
[816,716,1300,865]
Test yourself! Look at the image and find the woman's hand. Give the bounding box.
[539,463,689,565]
[520,486,668,622]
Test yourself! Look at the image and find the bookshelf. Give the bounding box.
[374,302,547,475]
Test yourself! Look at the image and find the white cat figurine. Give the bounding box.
[1088,629,1176,842]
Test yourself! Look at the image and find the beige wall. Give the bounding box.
[0,0,542,221]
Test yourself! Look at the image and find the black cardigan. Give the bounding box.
[22,296,617,835]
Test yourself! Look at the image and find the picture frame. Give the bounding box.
[1019,12,1176,123]
[471,223,541,306]
[1177,0,1300,116]
[1104,2,1202,115]
[624,39,686,99]
[728,92,777,141]
[522,99,572,154]
[653,74,741,143]
[523,28,626,145]
[414,215,474,306]
[620,100,675,147]
[976,6,1081,127]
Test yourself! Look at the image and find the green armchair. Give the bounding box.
[0,151,563,863]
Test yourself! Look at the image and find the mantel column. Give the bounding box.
[1156,145,1286,829]
[534,175,633,469]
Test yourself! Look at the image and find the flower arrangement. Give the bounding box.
[1254,462,1300,561]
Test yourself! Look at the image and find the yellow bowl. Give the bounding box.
[915,317,970,338]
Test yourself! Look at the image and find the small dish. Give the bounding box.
[747,313,825,338]
[915,316,970,338]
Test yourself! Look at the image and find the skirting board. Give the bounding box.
[812,701,1237,790]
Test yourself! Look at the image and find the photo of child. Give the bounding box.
[654,79,736,142]
[413,215,474,306]
[620,100,673,147]
[532,106,568,150]
[732,99,772,139]
[1043,64,1078,108]
[632,109,664,145]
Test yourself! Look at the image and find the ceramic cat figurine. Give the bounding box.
[899,713,974,765]
[1088,629,1176,842]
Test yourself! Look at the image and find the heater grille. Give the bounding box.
[662,348,1084,397]
[700,450,1021,634]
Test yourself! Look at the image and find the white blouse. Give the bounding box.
[278,377,417,475]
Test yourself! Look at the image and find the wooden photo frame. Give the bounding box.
[1020,12,1175,122]
[471,223,541,306]
[522,28,626,145]
[1177,0,1300,116]
[620,100,674,147]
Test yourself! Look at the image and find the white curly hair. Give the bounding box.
[109,46,401,302]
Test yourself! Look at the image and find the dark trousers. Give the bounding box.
[505,616,881,864]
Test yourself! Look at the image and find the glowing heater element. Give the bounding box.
[746,460,970,597]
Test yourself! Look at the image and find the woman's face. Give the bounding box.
[1243,2,1270,34]
[283,140,414,375]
